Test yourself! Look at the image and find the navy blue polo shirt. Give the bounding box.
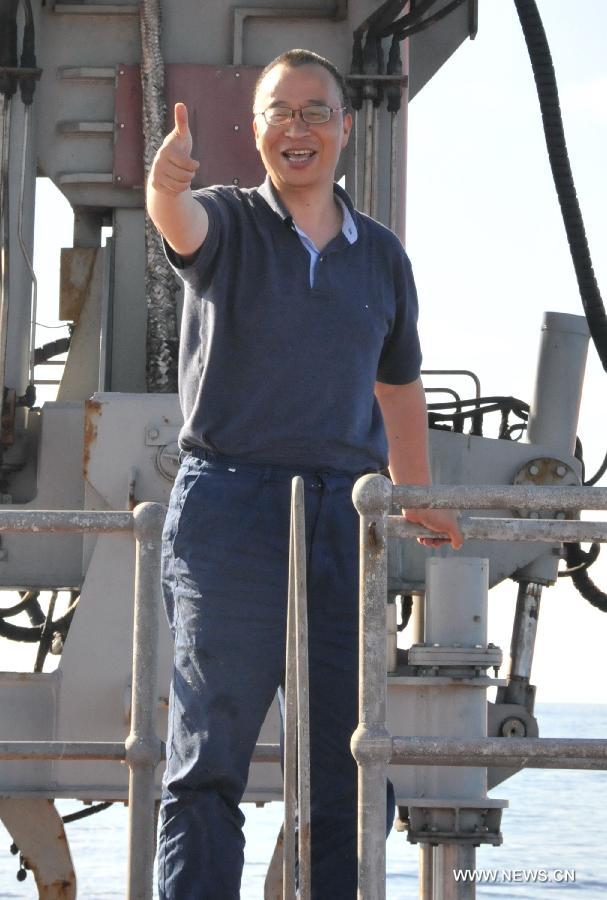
[165,177,422,475]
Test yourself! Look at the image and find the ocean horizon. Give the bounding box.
[1,702,606,898]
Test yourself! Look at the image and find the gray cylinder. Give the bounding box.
[425,558,488,646]
[526,312,589,455]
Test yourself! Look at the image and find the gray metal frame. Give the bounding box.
[0,503,165,900]
[352,475,607,900]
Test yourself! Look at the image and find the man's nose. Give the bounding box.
[284,111,311,136]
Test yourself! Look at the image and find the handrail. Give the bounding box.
[351,474,607,900]
[0,503,165,900]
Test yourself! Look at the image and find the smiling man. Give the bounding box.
[147,49,462,900]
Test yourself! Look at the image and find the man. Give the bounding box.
[147,49,462,899]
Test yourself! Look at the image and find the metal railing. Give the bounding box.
[351,476,607,900]
[0,503,166,900]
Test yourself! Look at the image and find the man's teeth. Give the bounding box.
[284,150,315,158]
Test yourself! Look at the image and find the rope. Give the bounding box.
[139,0,179,392]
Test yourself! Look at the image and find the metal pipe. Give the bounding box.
[293,478,311,900]
[16,103,37,386]
[391,483,607,510]
[388,516,607,544]
[362,99,374,215]
[0,96,11,420]
[419,844,433,900]
[126,502,165,900]
[283,496,298,900]
[0,509,134,532]
[371,104,380,220]
[0,741,127,760]
[434,844,476,900]
[390,736,607,769]
[502,580,543,707]
[351,475,393,900]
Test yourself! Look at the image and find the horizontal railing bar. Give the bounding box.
[391,737,607,770]
[388,516,607,544]
[0,741,127,761]
[392,484,607,511]
[0,510,134,533]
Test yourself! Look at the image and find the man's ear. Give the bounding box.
[341,112,353,149]
[252,117,261,150]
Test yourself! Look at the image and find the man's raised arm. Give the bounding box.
[146,102,209,257]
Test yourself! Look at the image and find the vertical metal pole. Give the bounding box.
[500,580,543,709]
[419,843,433,900]
[293,478,311,900]
[352,474,393,900]
[362,99,374,216]
[433,844,476,900]
[126,503,165,900]
[371,105,380,220]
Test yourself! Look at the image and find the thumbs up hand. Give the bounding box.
[149,102,200,196]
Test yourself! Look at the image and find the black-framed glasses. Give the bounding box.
[255,105,346,126]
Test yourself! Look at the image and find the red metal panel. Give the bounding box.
[114,64,265,190]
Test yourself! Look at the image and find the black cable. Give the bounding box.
[62,801,113,825]
[513,0,607,371]
[564,543,607,613]
[585,448,607,487]
[559,542,600,578]
[0,593,79,643]
[382,0,467,40]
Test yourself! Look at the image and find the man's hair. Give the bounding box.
[253,49,349,110]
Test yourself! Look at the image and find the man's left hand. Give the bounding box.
[403,508,464,549]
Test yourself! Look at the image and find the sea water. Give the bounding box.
[1,703,606,899]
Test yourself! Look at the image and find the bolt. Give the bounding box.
[556,465,567,477]
[235,71,240,78]
[116,175,122,183]
[528,463,540,476]
[148,427,160,440]
[234,124,239,131]
[119,122,125,129]
[119,69,125,76]
[555,511,566,520]
[232,177,240,186]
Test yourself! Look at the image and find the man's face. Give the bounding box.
[253,63,352,193]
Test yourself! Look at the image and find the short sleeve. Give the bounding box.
[376,252,422,385]
[162,188,226,290]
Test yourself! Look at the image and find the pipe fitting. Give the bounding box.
[350,723,392,766]
[352,473,392,517]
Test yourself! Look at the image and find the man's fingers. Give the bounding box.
[174,102,190,139]
[165,152,199,174]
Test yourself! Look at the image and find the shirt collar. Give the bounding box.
[257,175,358,244]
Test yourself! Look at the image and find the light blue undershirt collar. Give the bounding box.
[293,197,358,287]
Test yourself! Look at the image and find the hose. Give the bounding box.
[513,0,607,371]
[140,0,179,392]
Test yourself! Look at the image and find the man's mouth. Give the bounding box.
[281,149,316,161]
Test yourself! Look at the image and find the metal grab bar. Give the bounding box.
[389,516,607,544]
[283,477,311,900]
[390,736,607,770]
[391,483,607,510]
[0,503,165,900]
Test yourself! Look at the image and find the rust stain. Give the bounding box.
[83,399,102,480]
[38,879,75,899]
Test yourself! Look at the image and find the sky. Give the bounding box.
[4,0,607,702]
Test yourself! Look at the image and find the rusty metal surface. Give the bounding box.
[59,248,99,323]
[114,64,265,189]
[83,397,102,480]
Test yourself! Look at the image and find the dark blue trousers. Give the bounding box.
[157,452,376,899]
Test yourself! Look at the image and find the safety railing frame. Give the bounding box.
[0,503,166,900]
[351,475,607,900]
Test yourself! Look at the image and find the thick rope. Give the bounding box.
[139,0,179,392]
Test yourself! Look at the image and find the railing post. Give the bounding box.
[126,502,165,900]
[351,474,393,900]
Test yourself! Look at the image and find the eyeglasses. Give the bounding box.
[255,105,346,126]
